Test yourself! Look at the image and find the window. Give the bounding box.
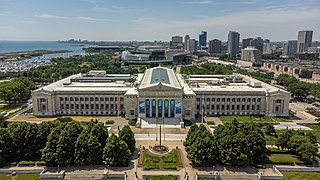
[96,104,99,109]
[242,98,245,102]
[106,104,109,109]
[120,104,124,110]
[130,110,135,116]
[252,105,255,110]
[216,105,220,110]
[211,105,214,109]
[101,104,104,109]
[197,105,200,110]
[237,98,241,102]
[42,105,46,111]
[70,97,74,101]
[71,104,74,109]
[207,98,210,102]
[247,98,251,102]
[257,105,260,110]
[276,99,281,103]
[110,104,114,110]
[236,105,240,110]
[110,98,114,101]
[231,105,235,110]
[212,98,215,102]
[60,104,64,109]
[65,97,69,101]
[227,98,230,102]
[252,98,256,102]
[100,97,104,101]
[257,98,261,102]
[85,97,88,101]
[242,105,245,110]
[197,98,200,102]
[80,97,84,101]
[105,97,109,101]
[86,104,89,109]
[226,105,229,110]
[91,104,94,109]
[66,104,69,109]
[90,97,94,101]
[232,98,235,102]
[120,97,124,101]
[222,98,225,102]
[275,106,280,112]
[95,97,99,101]
[217,98,220,102]
[75,97,79,101]
[76,104,79,109]
[206,105,210,110]
[60,97,64,101]
[222,105,225,110]
[81,104,84,109]
[247,105,250,110]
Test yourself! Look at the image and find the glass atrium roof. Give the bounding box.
[150,68,170,84]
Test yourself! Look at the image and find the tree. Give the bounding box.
[184,124,198,147]
[119,125,136,153]
[296,142,318,162]
[37,121,60,155]
[74,131,102,165]
[103,134,131,167]
[277,129,296,149]
[8,122,39,160]
[287,82,310,98]
[42,125,64,166]
[299,69,313,78]
[86,121,108,148]
[264,124,276,136]
[288,135,310,150]
[0,128,13,167]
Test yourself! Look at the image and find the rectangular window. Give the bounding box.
[247,98,251,102]
[164,100,169,117]
[227,98,230,102]
[252,98,256,102]
[196,98,200,102]
[158,100,162,117]
[110,97,114,101]
[276,99,281,103]
[242,98,245,102]
[217,98,220,102]
[90,97,94,101]
[65,97,69,101]
[212,98,215,102]
[100,97,104,101]
[226,105,229,110]
[222,98,225,102]
[170,99,175,117]
[232,105,235,110]
[86,104,89,109]
[71,104,74,109]
[232,98,235,102]
[80,97,83,101]
[211,105,214,109]
[152,99,156,118]
[60,97,64,101]
[257,98,261,102]
[95,97,99,101]
[91,104,94,109]
[85,97,88,101]
[66,104,69,109]
[196,105,200,110]
[236,105,240,110]
[75,97,79,101]
[242,105,245,110]
[222,105,225,110]
[96,104,99,109]
[146,100,150,117]
[252,105,255,111]
[61,104,64,109]
[237,98,241,102]
[257,105,260,110]
[81,104,84,109]
[216,105,220,110]
[207,98,210,102]
[206,105,210,110]
[247,105,250,110]
[105,97,109,101]
[70,97,74,101]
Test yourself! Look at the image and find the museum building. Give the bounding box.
[32,67,290,120]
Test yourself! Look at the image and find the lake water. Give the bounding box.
[0,41,88,63]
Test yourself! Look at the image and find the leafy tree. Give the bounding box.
[287,82,310,98]
[103,134,131,167]
[184,124,198,147]
[299,69,313,78]
[86,121,108,148]
[119,125,136,153]
[8,122,39,160]
[277,129,296,149]
[74,131,102,165]
[37,121,60,155]
[0,128,12,167]
[275,74,299,86]
[264,124,276,135]
[42,125,64,166]
[296,142,318,162]
[288,135,310,150]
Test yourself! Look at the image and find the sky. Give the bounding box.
[0,0,319,41]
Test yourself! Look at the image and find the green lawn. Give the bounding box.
[281,171,320,180]
[144,175,178,180]
[142,150,180,170]
[0,104,20,113]
[219,115,292,123]
[267,154,304,165]
[0,173,60,180]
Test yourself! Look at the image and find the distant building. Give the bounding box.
[263,43,272,54]
[238,46,262,67]
[295,53,319,60]
[208,39,222,54]
[170,36,183,49]
[199,31,207,49]
[187,39,198,54]
[184,35,190,51]
[283,40,298,57]
[242,37,263,52]
[297,30,313,53]
[227,31,240,57]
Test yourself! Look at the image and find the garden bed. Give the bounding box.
[140,149,182,170]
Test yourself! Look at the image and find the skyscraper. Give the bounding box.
[283,40,298,57]
[297,30,313,53]
[227,31,240,57]
[199,31,207,49]
[170,36,183,49]
[184,35,190,51]
[242,37,263,52]
[209,39,222,54]
[187,39,198,54]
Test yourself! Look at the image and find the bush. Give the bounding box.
[144,154,160,163]
[56,117,73,123]
[163,153,178,163]
[163,163,177,169]
[105,120,115,124]
[128,119,137,126]
[36,161,46,166]
[152,145,168,153]
[144,163,160,170]
[18,161,35,166]
[183,119,192,126]
[207,121,215,125]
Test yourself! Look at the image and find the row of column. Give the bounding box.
[141,99,177,118]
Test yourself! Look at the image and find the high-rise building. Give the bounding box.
[187,39,198,54]
[263,43,272,54]
[239,46,262,67]
[283,40,298,57]
[242,37,263,52]
[184,35,190,51]
[208,39,222,54]
[170,36,183,49]
[227,31,240,57]
[297,30,313,53]
[242,38,253,49]
[199,31,207,49]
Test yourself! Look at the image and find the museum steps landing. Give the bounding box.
[139,118,182,128]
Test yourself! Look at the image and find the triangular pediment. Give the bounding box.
[139,82,181,91]
[32,89,52,96]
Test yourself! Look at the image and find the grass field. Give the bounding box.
[10,115,104,121]
[219,115,292,123]
[0,173,60,180]
[281,171,320,180]
[267,154,303,165]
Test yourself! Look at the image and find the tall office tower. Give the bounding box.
[240,46,262,65]
[227,31,240,57]
[184,35,190,50]
[187,39,198,54]
[263,43,272,54]
[242,38,253,49]
[208,39,222,54]
[199,31,207,49]
[170,36,183,49]
[297,30,313,53]
[283,40,298,57]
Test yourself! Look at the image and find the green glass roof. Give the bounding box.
[150,68,170,84]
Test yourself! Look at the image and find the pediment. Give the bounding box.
[32,89,52,96]
[139,82,181,92]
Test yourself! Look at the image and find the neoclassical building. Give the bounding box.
[32,67,290,121]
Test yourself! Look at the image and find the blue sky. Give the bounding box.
[0,0,319,41]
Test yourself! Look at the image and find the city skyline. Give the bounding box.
[0,0,320,41]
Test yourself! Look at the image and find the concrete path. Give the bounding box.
[274,122,312,130]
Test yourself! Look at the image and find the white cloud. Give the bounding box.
[36,13,69,19]
[77,16,108,21]
[182,0,213,4]
[0,11,12,16]
[36,13,108,22]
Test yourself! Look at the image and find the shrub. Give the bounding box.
[36,161,46,166]
[163,163,177,169]
[163,153,178,163]
[144,154,160,163]
[207,121,215,125]
[183,119,192,126]
[18,161,35,166]
[56,117,73,123]
[144,163,160,170]
[105,120,115,124]
[128,119,137,126]
[152,145,168,153]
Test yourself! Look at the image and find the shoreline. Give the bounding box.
[0,50,73,62]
